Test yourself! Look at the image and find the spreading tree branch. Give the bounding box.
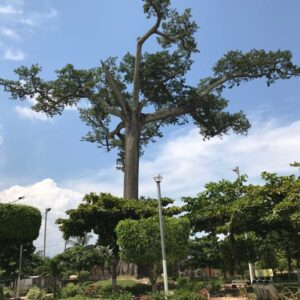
[144,105,190,124]
[101,61,130,120]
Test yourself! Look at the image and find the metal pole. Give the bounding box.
[232,166,254,284]
[43,208,51,259]
[154,175,169,293]
[16,244,23,298]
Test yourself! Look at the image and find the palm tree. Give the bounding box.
[64,233,93,249]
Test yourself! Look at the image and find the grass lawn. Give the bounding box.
[94,276,142,288]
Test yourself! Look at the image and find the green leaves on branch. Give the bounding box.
[56,193,181,253]
[0,204,41,242]
[212,49,300,90]
[116,216,190,287]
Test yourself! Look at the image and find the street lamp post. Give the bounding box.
[153,174,169,294]
[232,166,255,284]
[16,244,23,298]
[43,208,51,259]
[290,162,300,284]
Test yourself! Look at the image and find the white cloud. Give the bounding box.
[0,4,21,14]
[138,119,300,198]
[0,1,58,60]
[0,27,21,40]
[64,119,300,200]
[0,118,299,256]
[3,48,24,60]
[19,8,58,27]
[14,106,50,121]
[0,179,83,257]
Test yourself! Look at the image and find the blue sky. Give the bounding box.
[0,0,299,255]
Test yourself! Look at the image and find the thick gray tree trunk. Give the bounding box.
[123,119,140,199]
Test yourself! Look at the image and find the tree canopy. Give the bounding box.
[0,0,299,199]
[183,172,300,276]
[116,216,190,289]
[0,203,41,242]
[56,192,181,287]
[0,204,41,279]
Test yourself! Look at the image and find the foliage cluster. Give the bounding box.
[0,204,41,280]
[26,287,47,300]
[0,204,41,242]
[184,172,300,277]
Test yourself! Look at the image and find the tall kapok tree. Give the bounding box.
[0,0,299,199]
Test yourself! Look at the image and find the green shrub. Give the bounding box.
[3,286,13,298]
[61,283,82,298]
[83,284,101,298]
[176,277,189,289]
[124,283,151,296]
[148,290,205,300]
[206,279,222,295]
[77,271,90,282]
[176,277,221,295]
[26,287,47,300]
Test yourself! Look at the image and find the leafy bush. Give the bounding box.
[176,277,221,295]
[171,289,205,300]
[176,277,189,289]
[205,279,222,295]
[0,204,41,242]
[82,283,101,298]
[99,288,132,300]
[61,283,82,298]
[148,290,205,300]
[124,283,151,296]
[77,271,90,282]
[3,286,13,298]
[26,287,47,300]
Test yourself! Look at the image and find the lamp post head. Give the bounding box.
[290,161,300,167]
[18,196,25,200]
[46,208,51,213]
[153,174,163,183]
[232,166,239,174]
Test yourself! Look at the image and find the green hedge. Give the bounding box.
[0,204,41,242]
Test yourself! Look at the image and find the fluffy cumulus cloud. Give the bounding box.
[0,179,83,256]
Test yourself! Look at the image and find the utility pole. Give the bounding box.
[153,174,169,294]
[16,244,23,298]
[232,166,255,284]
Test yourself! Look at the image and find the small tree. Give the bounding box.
[0,204,41,279]
[116,216,190,290]
[0,1,299,199]
[187,235,222,278]
[56,193,181,288]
